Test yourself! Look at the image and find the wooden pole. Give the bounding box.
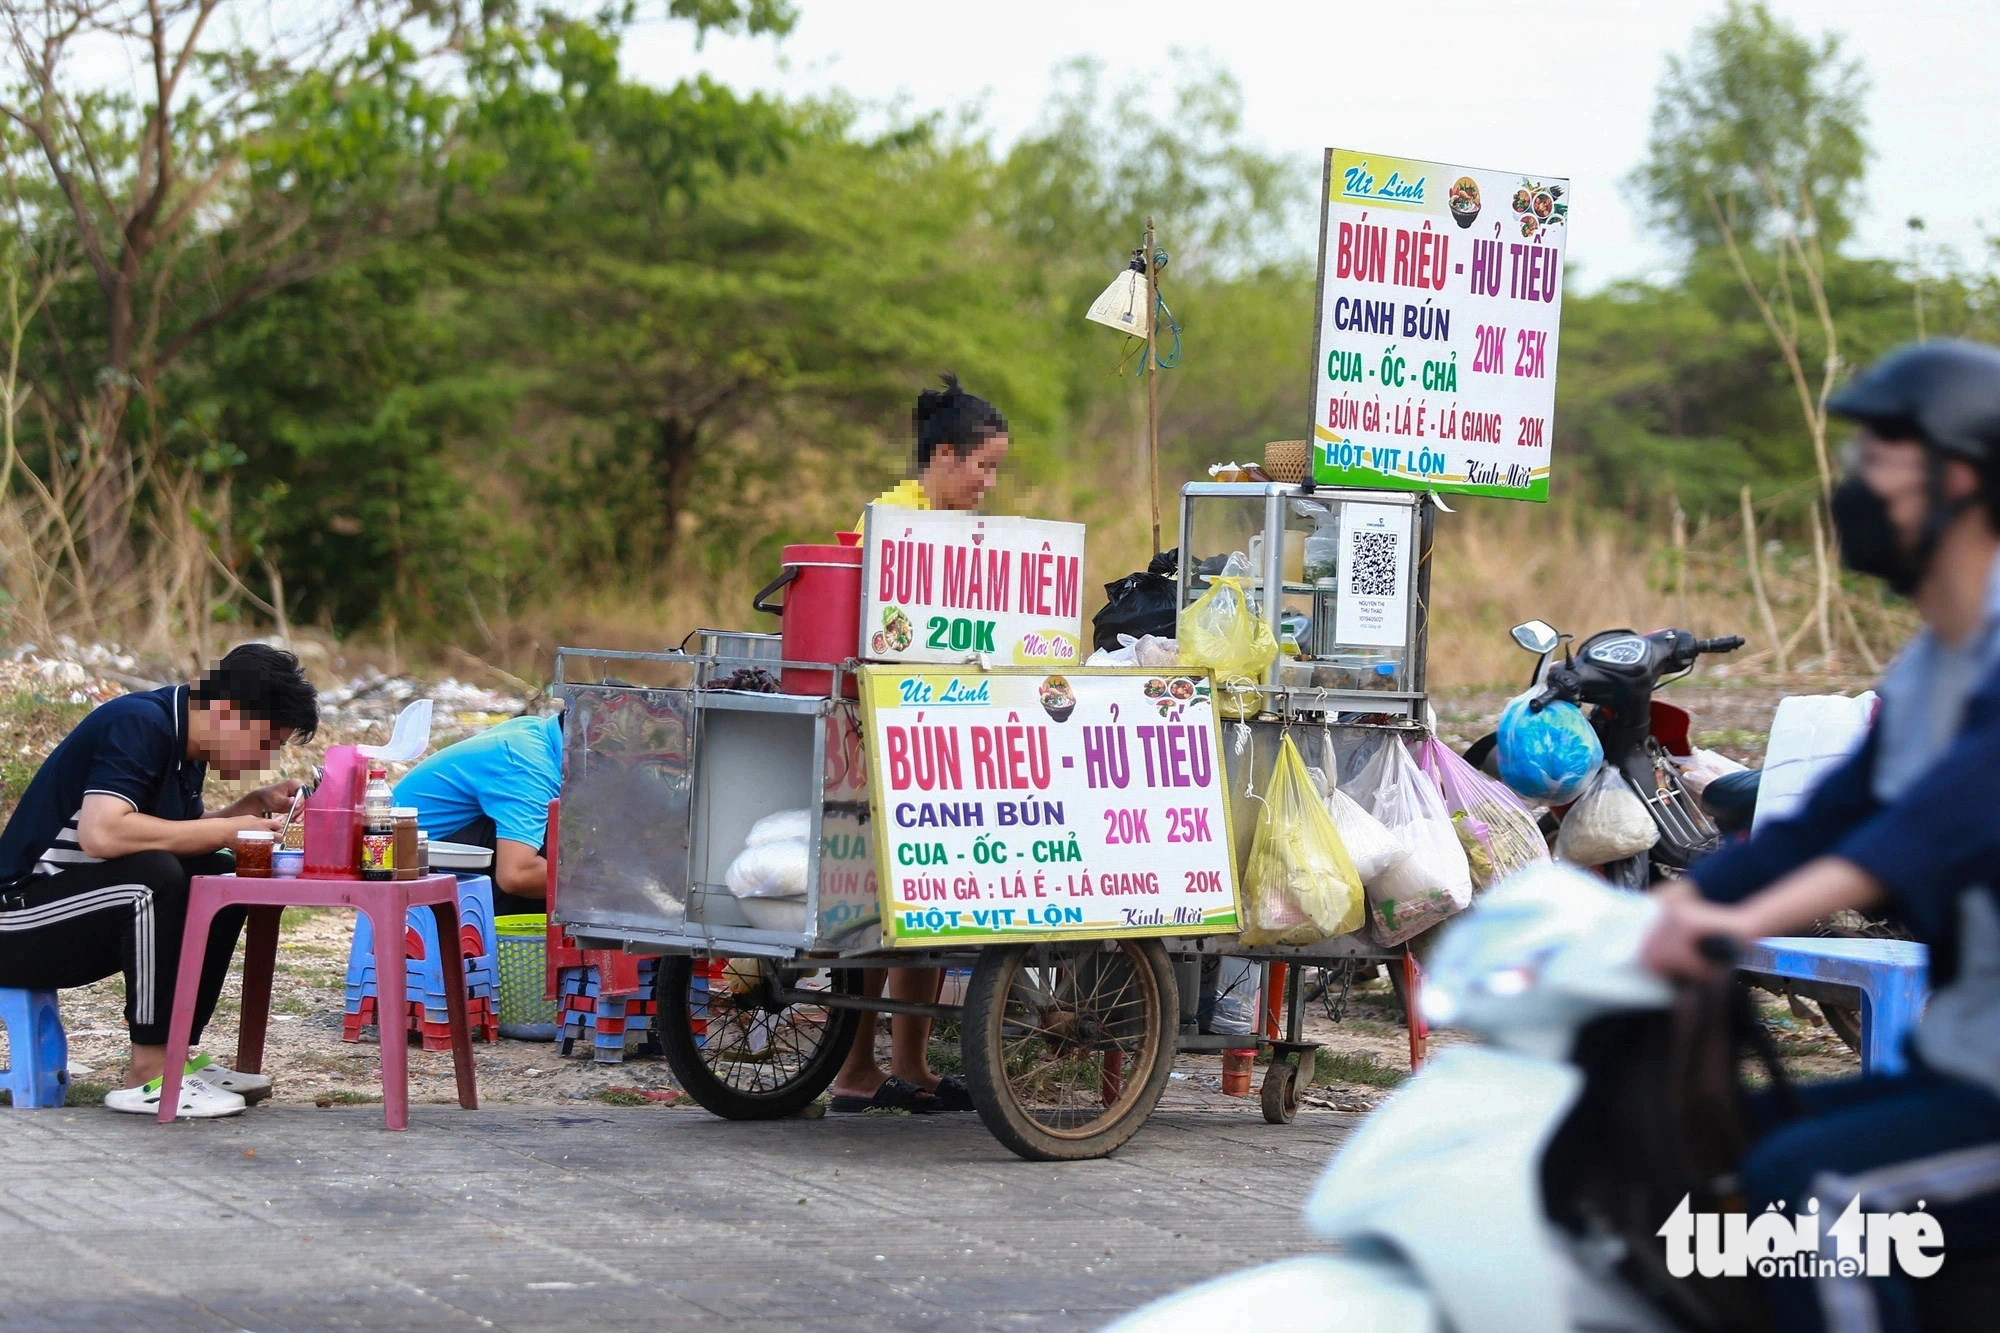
[1144,216,1161,555]
[1741,486,1788,675]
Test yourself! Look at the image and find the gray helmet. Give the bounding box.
[1827,340,2000,463]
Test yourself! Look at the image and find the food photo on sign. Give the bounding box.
[1310,147,1568,500]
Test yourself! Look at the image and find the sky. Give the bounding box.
[621,0,2000,290]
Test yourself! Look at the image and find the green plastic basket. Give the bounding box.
[495,914,557,1040]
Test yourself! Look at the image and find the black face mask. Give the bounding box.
[1830,461,1972,597]
[1830,473,1923,594]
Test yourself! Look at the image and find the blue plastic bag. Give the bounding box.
[1496,692,1603,804]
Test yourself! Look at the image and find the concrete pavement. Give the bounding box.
[0,1105,1355,1331]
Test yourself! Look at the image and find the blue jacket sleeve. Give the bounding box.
[1831,692,2000,940]
[1688,728,1882,905]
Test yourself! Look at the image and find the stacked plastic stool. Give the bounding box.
[556,957,663,1062]
[343,875,500,1049]
[0,989,68,1108]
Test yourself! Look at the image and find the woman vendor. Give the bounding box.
[830,372,1009,1114]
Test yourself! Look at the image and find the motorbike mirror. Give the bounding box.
[1511,620,1560,655]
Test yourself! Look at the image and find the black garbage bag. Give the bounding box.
[1092,550,1180,652]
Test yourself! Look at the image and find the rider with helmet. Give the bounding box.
[1646,341,2000,1330]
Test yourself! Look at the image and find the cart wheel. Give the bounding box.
[961,938,1177,1162]
[1260,1059,1299,1125]
[655,956,863,1120]
[1819,1001,1863,1054]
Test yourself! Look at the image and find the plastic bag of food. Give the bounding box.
[1307,745,1409,883]
[1203,955,1261,1036]
[1554,765,1659,866]
[1670,746,1747,798]
[1177,576,1277,719]
[1240,735,1364,946]
[744,808,811,847]
[1417,736,1549,891]
[1495,691,1603,804]
[1346,739,1472,945]
[725,837,810,899]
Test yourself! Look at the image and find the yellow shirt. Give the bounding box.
[855,479,929,533]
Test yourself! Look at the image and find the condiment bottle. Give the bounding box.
[391,807,420,881]
[360,765,394,881]
[234,829,275,878]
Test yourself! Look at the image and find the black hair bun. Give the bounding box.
[916,372,963,424]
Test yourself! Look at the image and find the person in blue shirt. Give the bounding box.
[393,711,562,915]
[0,643,318,1118]
[1645,342,2000,1330]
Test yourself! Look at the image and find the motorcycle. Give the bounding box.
[1466,620,1746,888]
[1105,866,2000,1333]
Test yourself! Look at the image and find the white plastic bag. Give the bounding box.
[725,837,810,898]
[1754,692,1876,830]
[1346,739,1473,946]
[1670,746,1746,798]
[1554,766,1658,866]
[744,808,811,847]
[1309,740,1409,883]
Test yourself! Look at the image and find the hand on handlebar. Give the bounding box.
[1641,889,1752,980]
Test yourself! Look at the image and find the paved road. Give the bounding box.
[1,1105,1354,1332]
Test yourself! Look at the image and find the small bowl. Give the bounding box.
[272,849,305,878]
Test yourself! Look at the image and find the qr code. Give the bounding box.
[1348,530,1400,597]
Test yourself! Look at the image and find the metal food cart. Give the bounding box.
[548,483,1439,1161]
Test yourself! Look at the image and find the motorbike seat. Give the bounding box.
[1699,768,1761,832]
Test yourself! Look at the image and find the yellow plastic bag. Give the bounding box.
[1240,735,1365,946]
[1177,576,1277,719]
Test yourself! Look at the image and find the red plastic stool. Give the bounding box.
[157,874,478,1129]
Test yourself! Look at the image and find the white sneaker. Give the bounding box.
[103,1073,246,1119]
[184,1055,272,1104]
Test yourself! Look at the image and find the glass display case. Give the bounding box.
[1178,483,1431,719]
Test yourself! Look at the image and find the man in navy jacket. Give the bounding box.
[1646,343,2000,1329]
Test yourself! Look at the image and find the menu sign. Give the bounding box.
[859,667,1241,945]
[1309,148,1568,501]
[860,508,1086,667]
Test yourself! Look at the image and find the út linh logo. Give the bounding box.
[1657,1194,1945,1279]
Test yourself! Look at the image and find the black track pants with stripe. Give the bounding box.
[0,851,246,1046]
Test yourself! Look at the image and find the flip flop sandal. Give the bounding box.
[931,1075,976,1112]
[828,1075,944,1115]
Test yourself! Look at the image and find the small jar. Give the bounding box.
[234,829,275,877]
[415,830,430,875]
[272,848,304,878]
[392,808,420,881]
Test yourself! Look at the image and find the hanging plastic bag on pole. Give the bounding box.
[1554,764,1660,866]
[1417,736,1550,891]
[1344,738,1472,946]
[1239,735,1364,946]
[1178,575,1277,720]
[1308,740,1409,884]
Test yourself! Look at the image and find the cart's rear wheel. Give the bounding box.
[962,939,1176,1161]
[655,956,863,1120]
[1260,1059,1300,1124]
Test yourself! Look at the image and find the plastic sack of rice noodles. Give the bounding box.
[1177,575,1277,720]
[1554,764,1660,867]
[1344,738,1472,946]
[1239,734,1364,946]
[1416,736,1550,892]
[1304,746,1409,884]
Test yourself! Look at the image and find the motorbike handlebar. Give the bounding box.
[1696,935,1741,966]
[1694,635,1745,655]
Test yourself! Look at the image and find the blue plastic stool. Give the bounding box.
[1739,937,1929,1075]
[0,989,69,1108]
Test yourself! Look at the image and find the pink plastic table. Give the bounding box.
[158,874,478,1128]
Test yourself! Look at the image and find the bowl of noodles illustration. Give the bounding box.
[1039,674,1077,723]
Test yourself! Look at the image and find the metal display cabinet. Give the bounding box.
[1178,483,1433,721]
[551,646,883,959]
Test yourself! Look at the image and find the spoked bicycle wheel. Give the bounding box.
[962,938,1177,1161]
[655,956,863,1119]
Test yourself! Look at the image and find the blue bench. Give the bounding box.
[1739,937,1928,1075]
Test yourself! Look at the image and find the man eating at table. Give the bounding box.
[0,643,319,1118]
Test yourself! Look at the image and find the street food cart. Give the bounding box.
[548,486,1438,1162]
